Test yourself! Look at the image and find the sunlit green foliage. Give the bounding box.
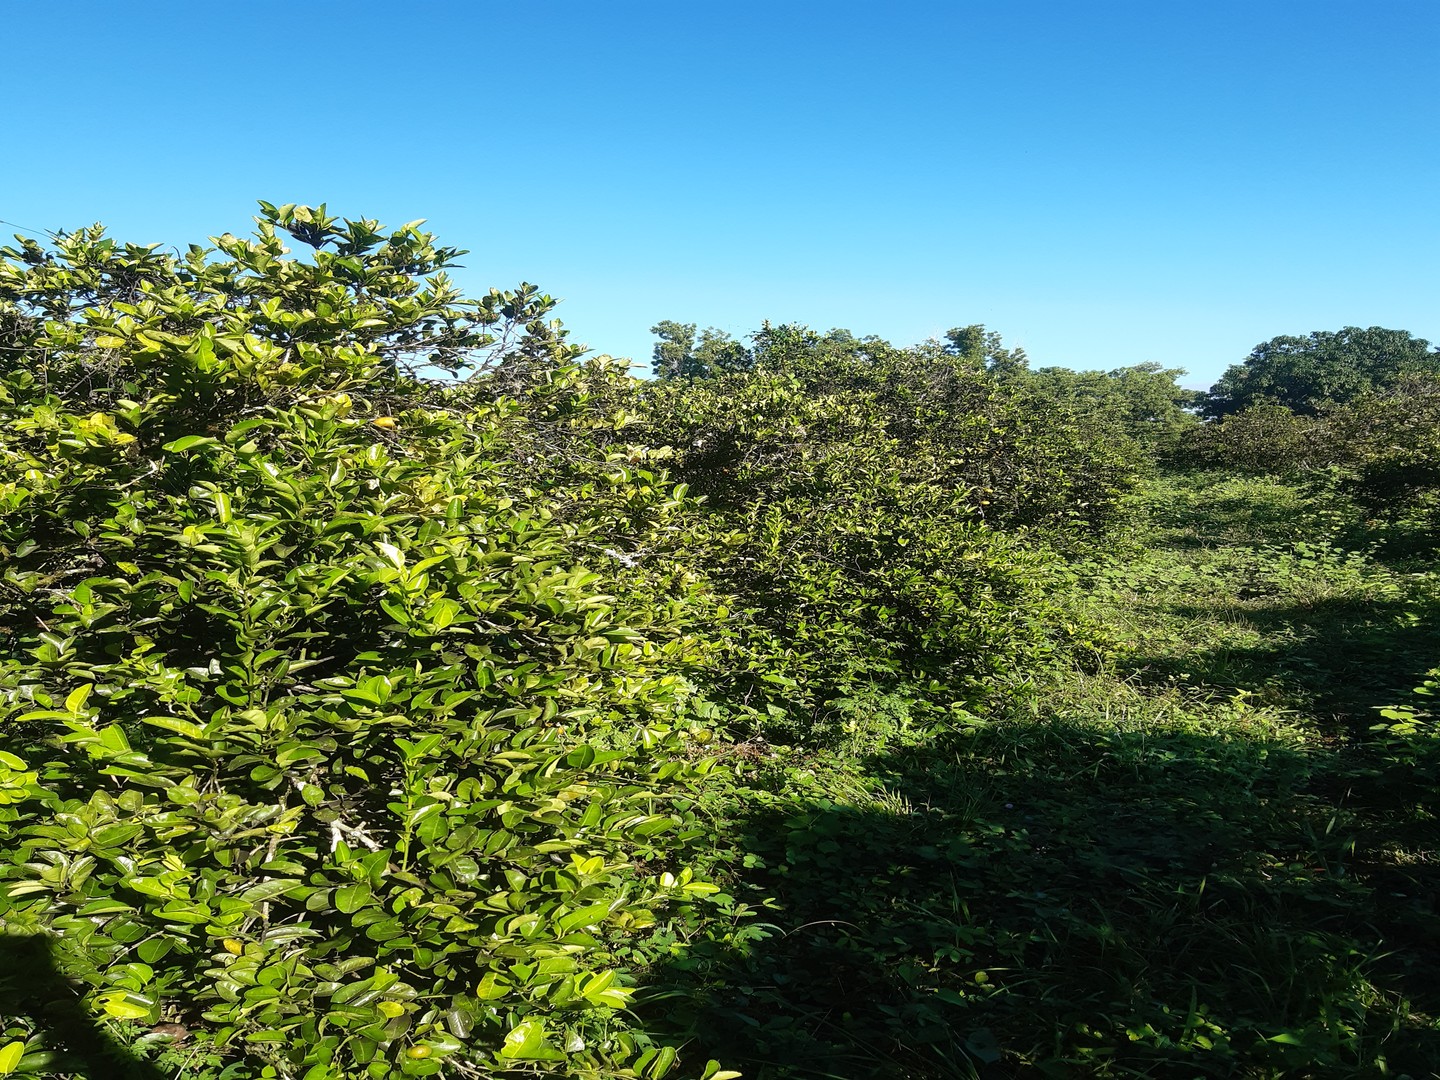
[654,473,1440,1078]
[634,324,1139,746]
[0,208,1129,1079]
[1027,362,1201,455]
[1183,374,1440,549]
[1202,326,1439,418]
[0,209,733,1079]
[2,208,1437,1080]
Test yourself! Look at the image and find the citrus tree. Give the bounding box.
[0,207,731,1079]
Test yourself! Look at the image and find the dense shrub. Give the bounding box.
[0,206,1147,1077]
[1182,404,1328,476]
[632,331,1138,746]
[638,370,1065,745]
[1371,666,1440,817]
[647,322,1139,533]
[1324,375,1440,520]
[1025,362,1201,457]
[0,210,732,1078]
[1180,378,1440,544]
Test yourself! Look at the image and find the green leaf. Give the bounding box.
[143,716,207,740]
[163,435,220,453]
[65,684,94,715]
[557,902,612,933]
[426,597,462,628]
[335,884,373,914]
[498,1020,563,1060]
[136,937,176,964]
[0,1042,24,1075]
[475,972,509,1000]
[646,1046,678,1078]
[97,725,132,754]
[96,991,153,1020]
[241,878,303,904]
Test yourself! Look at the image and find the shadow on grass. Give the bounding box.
[1122,591,1440,726]
[648,721,1440,1079]
[0,934,169,1079]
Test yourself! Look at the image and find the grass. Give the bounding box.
[649,473,1440,1078]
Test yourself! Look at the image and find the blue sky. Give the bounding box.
[3,1,1436,387]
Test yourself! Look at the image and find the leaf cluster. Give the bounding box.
[0,209,727,1079]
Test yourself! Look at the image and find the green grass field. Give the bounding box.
[652,475,1440,1078]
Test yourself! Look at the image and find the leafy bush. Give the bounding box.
[0,204,1215,1079]
[646,321,1140,534]
[1180,378,1440,550]
[1182,404,1327,476]
[1370,667,1440,815]
[634,340,1123,746]
[1026,362,1201,457]
[0,208,733,1078]
[1324,376,1440,524]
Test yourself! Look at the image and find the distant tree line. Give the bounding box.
[649,318,1440,542]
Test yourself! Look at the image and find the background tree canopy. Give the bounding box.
[648,321,753,380]
[1202,326,1439,418]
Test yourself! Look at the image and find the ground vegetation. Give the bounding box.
[0,209,1435,1078]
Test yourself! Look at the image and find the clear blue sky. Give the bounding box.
[4,1,1436,387]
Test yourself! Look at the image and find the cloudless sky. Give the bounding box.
[3,1,1436,386]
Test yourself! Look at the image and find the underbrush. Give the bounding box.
[2,209,1435,1078]
[0,207,1136,1079]
[649,473,1440,1078]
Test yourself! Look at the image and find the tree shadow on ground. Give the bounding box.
[1122,592,1440,727]
[647,721,1440,1079]
[0,934,170,1079]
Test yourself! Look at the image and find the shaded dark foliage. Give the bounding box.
[0,934,170,1079]
[651,720,1440,1078]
